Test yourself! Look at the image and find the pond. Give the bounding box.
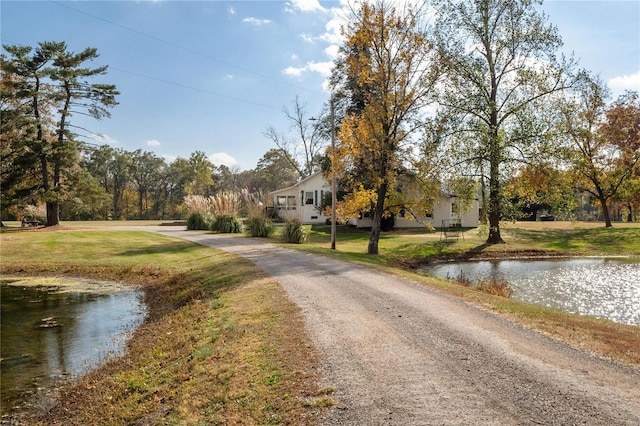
[0,277,146,414]
[419,258,640,326]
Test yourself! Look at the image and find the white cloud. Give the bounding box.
[228,6,236,15]
[307,60,333,77]
[91,133,118,145]
[300,34,316,44]
[291,53,299,60]
[209,152,238,168]
[324,45,340,60]
[283,66,307,77]
[285,0,326,13]
[242,17,272,26]
[608,71,640,98]
[146,139,161,147]
[283,60,334,79]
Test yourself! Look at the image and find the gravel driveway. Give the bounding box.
[152,228,640,425]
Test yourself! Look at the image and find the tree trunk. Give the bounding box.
[486,130,504,244]
[597,195,612,227]
[46,201,59,226]
[367,183,388,255]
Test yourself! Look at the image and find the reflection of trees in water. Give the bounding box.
[1,286,144,412]
[422,259,640,326]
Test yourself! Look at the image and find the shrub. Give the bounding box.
[476,279,513,298]
[184,195,212,215]
[245,216,274,238]
[210,192,241,216]
[282,219,306,244]
[211,214,243,234]
[186,212,211,230]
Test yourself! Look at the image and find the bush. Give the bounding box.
[282,219,307,244]
[476,279,513,298]
[245,216,274,238]
[187,212,211,230]
[211,214,243,234]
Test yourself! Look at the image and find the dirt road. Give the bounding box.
[154,229,640,425]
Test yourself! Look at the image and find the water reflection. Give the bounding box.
[0,282,146,413]
[420,258,640,326]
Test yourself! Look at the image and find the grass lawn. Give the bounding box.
[269,220,640,367]
[297,220,640,262]
[1,220,638,424]
[0,229,330,425]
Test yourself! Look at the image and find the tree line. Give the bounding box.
[2,0,639,255]
[301,0,639,253]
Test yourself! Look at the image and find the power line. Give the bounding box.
[106,65,282,111]
[49,0,325,98]
[0,37,283,111]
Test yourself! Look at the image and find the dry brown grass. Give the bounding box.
[2,231,329,425]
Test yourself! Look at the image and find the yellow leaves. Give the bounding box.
[335,185,377,221]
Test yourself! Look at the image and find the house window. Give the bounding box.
[287,196,296,210]
[305,191,314,205]
[452,200,460,217]
[276,195,296,210]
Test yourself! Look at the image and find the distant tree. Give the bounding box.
[164,157,195,218]
[503,163,577,220]
[332,0,440,254]
[60,167,110,220]
[263,95,326,179]
[601,92,640,222]
[130,149,166,219]
[433,0,576,243]
[211,164,242,193]
[187,151,215,196]
[255,148,300,193]
[560,76,640,227]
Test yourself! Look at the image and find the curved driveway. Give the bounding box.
[150,228,639,425]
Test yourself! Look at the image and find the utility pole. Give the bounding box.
[330,96,336,250]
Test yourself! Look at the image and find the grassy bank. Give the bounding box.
[273,221,640,367]
[0,229,330,425]
[1,221,638,425]
[293,221,640,264]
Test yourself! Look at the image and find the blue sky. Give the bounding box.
[2,0,638,171]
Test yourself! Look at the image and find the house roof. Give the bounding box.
[268,171,325,196]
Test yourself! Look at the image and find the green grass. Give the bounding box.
[281,221,640,263]
[1,229,327,425]
[268,221,640,366]
[2,220,638,424]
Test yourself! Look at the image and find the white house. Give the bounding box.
[268,172,332,224]
[268,171,480,228]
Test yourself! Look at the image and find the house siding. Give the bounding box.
[269,172,480,228]
[269,172,331,224]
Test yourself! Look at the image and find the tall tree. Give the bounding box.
[601,91,640,223]
[333,0,440,254]
[1,42,63,221]
[433,0,575,243]
[263,96,326,179]
[47,45,118,225]
[561,76,640,227]
[1,42,118,225]
[187,151,215,196]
